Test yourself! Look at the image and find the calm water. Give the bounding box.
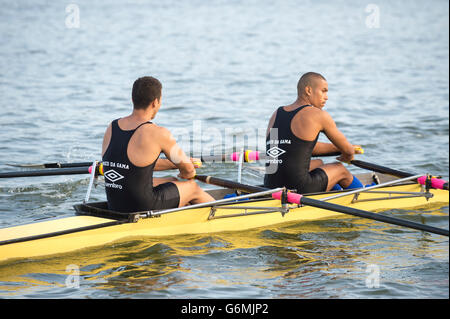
[0,0,448,299]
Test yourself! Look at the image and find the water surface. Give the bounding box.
[0,0,448,299]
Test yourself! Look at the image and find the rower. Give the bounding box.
[264,72,364,193]
[101,76,214,213]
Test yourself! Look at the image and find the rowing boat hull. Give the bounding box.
[0,178,448,263]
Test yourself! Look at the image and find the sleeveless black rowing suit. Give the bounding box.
[264,105,328,194]
[102,119,180,213]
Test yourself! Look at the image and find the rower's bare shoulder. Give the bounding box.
[149,125,175,143]
[318,110,336,126]
[302,107,331,123]
[103,122,112,136]
[102,123,113,155]
[267,109,276,125]
[266,109,280,136]
[294,106,322,123]
[303,106,322,116]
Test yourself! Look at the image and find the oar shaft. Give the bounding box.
[195,175,449,237]
[44,162,93,168]
[351,160,449,190]
[199,154,230,163]
[6,162,94,169]
[0,166,91,178]
[197,150,350,163]
[350,160,412,178]
[195,175,264,193]
[300,196,449,237]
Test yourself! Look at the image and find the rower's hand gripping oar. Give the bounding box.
[195,175,449,237]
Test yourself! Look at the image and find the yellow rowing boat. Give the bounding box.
[0,173,448,263]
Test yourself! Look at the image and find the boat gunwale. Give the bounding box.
[0,220,123,246]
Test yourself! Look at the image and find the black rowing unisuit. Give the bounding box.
[264,105,328,193]
[102,119,180,213]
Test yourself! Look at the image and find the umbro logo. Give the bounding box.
[266,146,286,158]
[104,169,124,183]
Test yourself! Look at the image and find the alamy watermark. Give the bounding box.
[65,264,80,288]
[365,264,380,288]
[365,4,380,28]
[65,4,80,29]
[169,120,267,161]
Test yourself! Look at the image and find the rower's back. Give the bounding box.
[264,104,328,193]
[101,76,182,213]
[102,119,174,212]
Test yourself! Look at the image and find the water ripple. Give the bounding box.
[0,0,448,299]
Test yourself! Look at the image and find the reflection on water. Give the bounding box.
[0,205,448,298]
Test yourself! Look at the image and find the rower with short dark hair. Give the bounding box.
[131,76,162,109]
[102,76,214,213]
[264,72,363,193]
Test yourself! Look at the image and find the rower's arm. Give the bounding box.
[154,158,177,171]
[265,110,277,137]
[320,111,355,161]
[159,127,196,179]
[312,142,339,156]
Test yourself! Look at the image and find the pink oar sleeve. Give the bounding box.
[230,152,240,162]
[247,150,260,161]
[417,176,447,190]
[272,191,302,205]
[230,150,261,162]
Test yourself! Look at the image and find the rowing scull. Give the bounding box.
[0,172,448,263]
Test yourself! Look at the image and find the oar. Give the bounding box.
[5,148,357,169]
[4,153,241,169]
[222,147,363,163]
[197,147,360,164]
[1,151,251,168]
[350,160,449,191]
[6,161,94,169]
[195,175,449,237]
[0,164,102,178]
